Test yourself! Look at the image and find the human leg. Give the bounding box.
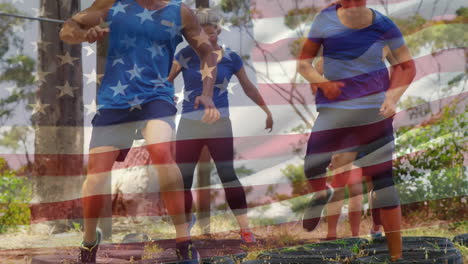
[326,152,357,239]
[195,146,212,234]
[80,120,137,262]
[365,177,382,238]
[205,119,249,230]
[347,167,364,237]
[360,116,401,260]
[143,119,191,240]
[175,119,205,224]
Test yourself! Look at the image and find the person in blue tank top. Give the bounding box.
[168,9,273,244]
[297,0,416,261]
[60,0,220,263]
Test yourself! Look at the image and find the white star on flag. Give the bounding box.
[56,81,78,97]
[30,100,49,115]
[33,41,51,53]
[127,64,144,80]
[84,69,104,85]
[11,23,24,34]
[85,99,103,115]
[174,87,185,104]
[213,49,223,62]
[182,89,193,102]
[129,96,145,111]
[193,33,210,48]
[219,20,232,32]
[121,35,137,49]
[32,70,52,83]
[165,24,182,38]
[215,78,237,95]
[111,2,128,16]
[147,43,165,58]
[31,8,40,17]
[200,63,215,80]
[177,54,191,69]
[57,52,79,66]
[83,46,95,56]
[112,52,125,67]
[110,81,128,96]
[137,9,156,23]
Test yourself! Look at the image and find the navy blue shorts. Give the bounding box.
[89,99,176,161]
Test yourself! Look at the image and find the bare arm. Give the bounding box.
[168,60,182,84]
[236,67,273,131]
[380,44,416,117]
[59,0,114,44]
[180,4,219,123]
[297,38,344,99]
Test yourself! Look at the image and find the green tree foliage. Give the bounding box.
[394,101,467,220]
[0,3,36,123]
[0,158,31,233]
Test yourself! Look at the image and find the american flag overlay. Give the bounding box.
[0,0,466,260]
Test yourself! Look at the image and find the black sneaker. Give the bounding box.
[176,240,200,264]
[78,229,102,263]
[302,184,334,232]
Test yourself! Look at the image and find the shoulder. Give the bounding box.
[180,2,195,20]
[180,45,194,55]
[90,0,116,11]
[373,9,398,28]
[224,48,242,61]
[316,5,336,20]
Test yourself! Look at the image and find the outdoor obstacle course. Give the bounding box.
[28,234,466,263]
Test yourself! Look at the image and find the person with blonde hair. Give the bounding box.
[169,8,273,244]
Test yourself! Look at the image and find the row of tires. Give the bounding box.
[199,235,467,264]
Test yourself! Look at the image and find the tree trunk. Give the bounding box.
[32,0,84,232]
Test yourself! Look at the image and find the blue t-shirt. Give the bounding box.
[97,0,183,109]
[308,4,405,109]
[175,46,243,119]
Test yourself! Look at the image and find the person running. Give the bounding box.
[297,0,415,261]
[168,9,273,244]
[60,0,219,263]
[313,48,397,240]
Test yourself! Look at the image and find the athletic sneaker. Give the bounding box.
[78,229,102,263]
[176,240,200,264]
[370,228,383,240]
[240,229,256,244]
[302,184,334,232]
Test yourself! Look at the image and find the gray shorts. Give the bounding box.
[89,99,176,161]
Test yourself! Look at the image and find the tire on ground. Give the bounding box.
[362,236,455,252]
[241,259,339,264]
[351,249,463,264]
[31,255,129,264]
[453,234,468,247]
[258,248,353,260]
